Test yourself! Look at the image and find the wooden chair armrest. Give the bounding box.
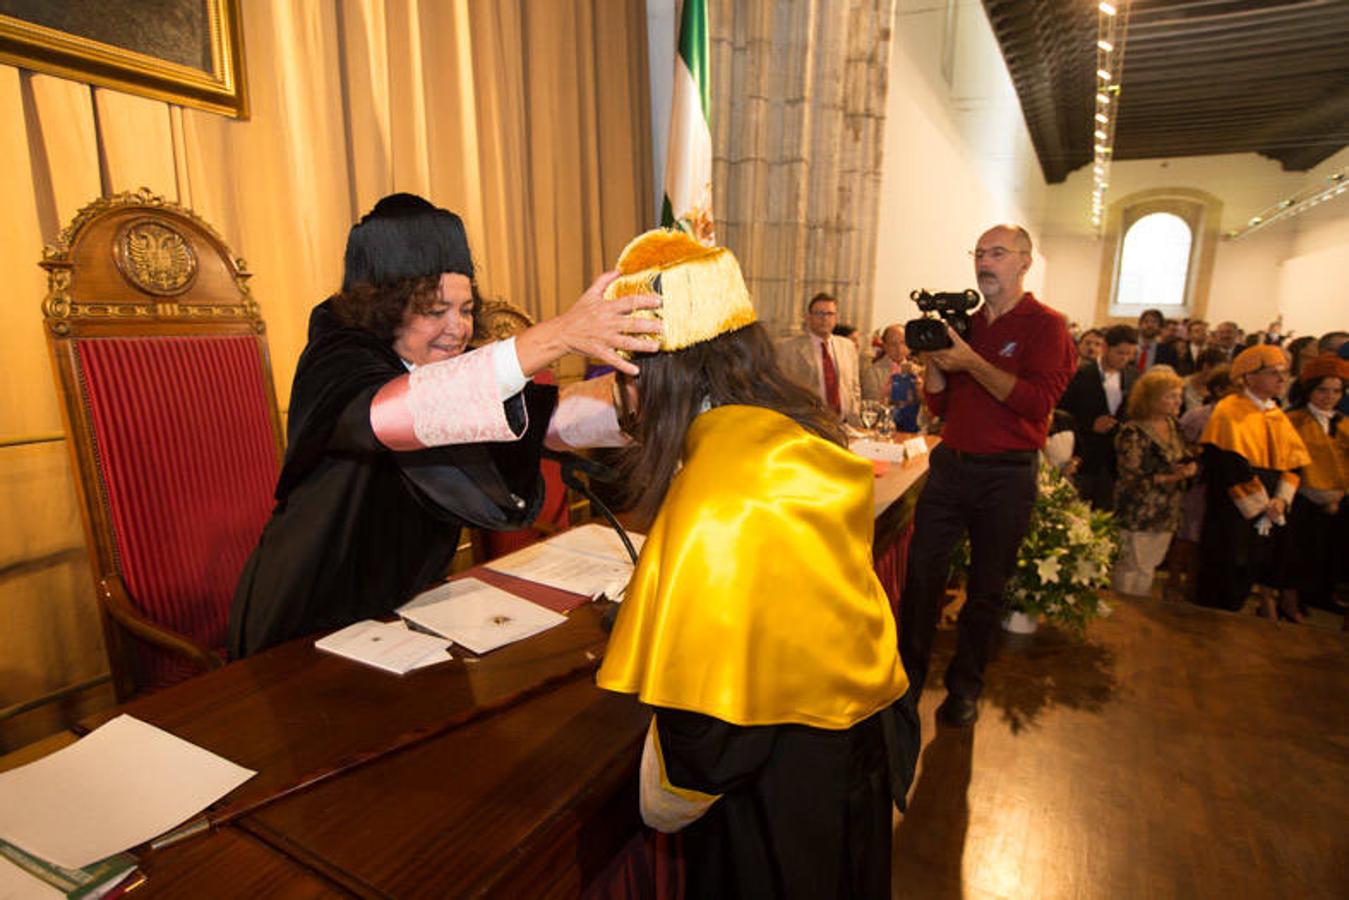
[97,576,225,672]
[530,521,566,538]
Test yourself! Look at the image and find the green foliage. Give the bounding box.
[948,464,1119,634]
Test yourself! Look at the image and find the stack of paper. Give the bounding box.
[398,578,567,654]
[485,523,644,599]
[314,620,451,674]
[0,715,255,887]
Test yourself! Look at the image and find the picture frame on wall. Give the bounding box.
[0,0,247,118]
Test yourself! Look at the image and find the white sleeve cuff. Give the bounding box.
[492,337,529,402]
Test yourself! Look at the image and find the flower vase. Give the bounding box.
[1002,609,1038,634]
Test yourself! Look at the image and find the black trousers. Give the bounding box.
[899,445,1038,701]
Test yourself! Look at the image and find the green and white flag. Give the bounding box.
[662,0,714,245]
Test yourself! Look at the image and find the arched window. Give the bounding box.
[1115,212,1192,308]
[1098,190,1220,323]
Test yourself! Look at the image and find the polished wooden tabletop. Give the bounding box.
[78,572,614,824]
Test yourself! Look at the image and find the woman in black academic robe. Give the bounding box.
[228,194,658,657]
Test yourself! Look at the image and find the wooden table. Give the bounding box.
[21,459,933,897]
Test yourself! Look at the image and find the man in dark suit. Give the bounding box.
[1136,308,1178,371]
[1212,320,1241,361]
[1058,324,1139,509]
[1175,319,1208,375]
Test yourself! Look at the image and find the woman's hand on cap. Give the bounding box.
[517,271,662,377]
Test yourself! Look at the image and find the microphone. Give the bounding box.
[541,449,637,633]
[540,449,638,566]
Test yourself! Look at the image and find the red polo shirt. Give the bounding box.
[925,293,1077,453]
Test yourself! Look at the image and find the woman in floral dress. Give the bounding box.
[1112,366,1198,597]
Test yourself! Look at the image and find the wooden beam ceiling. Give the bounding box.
[982,0,1349,183]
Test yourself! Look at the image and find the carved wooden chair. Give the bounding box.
[41,188,283,700]
[470,300,572,561]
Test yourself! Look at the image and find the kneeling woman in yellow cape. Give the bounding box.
[595,229,919,899]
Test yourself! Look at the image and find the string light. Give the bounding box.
[1090,1,1130,233]
[1225,170,1349,239]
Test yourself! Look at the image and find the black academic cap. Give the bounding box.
[341,193,474,290]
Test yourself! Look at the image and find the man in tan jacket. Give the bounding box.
[777,292,861,424]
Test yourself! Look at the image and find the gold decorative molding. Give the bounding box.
[0,0,247,119]
[113,219,199,296]
[41,187,263,335]
[474,299,536,345]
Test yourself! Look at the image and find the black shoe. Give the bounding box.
[936,693,978,727]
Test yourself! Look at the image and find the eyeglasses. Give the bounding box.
[808,309,838,318]
[1249,367,1290,378]
[968,246,1029,261]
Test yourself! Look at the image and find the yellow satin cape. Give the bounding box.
[1201,393,1309,471]
[597,405,909,730]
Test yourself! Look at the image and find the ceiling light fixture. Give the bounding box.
[1225,170,1349,240]
[1090,1,1131,233]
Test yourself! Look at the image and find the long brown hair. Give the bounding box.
[619,323,846,523]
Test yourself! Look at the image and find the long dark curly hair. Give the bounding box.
[618,322,846,524]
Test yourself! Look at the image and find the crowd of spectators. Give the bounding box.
[844,307,1348,625]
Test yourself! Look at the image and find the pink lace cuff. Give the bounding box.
[371,346,518,449]
[546,373,628,450]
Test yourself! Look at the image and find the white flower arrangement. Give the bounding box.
[950,464,1119,634]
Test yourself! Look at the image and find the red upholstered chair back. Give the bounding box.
[41,189,284,699]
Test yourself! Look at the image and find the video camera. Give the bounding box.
[903,289,981,351]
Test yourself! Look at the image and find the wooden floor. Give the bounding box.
[893,597,1349,899]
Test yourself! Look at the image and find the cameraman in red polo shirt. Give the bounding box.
[899,224,1077,727]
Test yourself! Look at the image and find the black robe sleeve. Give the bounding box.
[228,301,558,657]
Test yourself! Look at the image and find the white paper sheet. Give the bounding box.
[398,578,567,654]
[314,620,451,674]
[485,539,635,598]
[850,438,908,463]
[0,715,256,870]
[900,436,929,460]
[543,522,644,564]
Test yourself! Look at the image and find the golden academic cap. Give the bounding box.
[604,229,756,352]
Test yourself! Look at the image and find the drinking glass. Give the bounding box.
[859,400,880,433]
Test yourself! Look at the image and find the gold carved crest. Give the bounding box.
[113,219,199,296]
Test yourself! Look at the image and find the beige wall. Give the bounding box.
[1041,148,1349,337]
[870,0,1048,337]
